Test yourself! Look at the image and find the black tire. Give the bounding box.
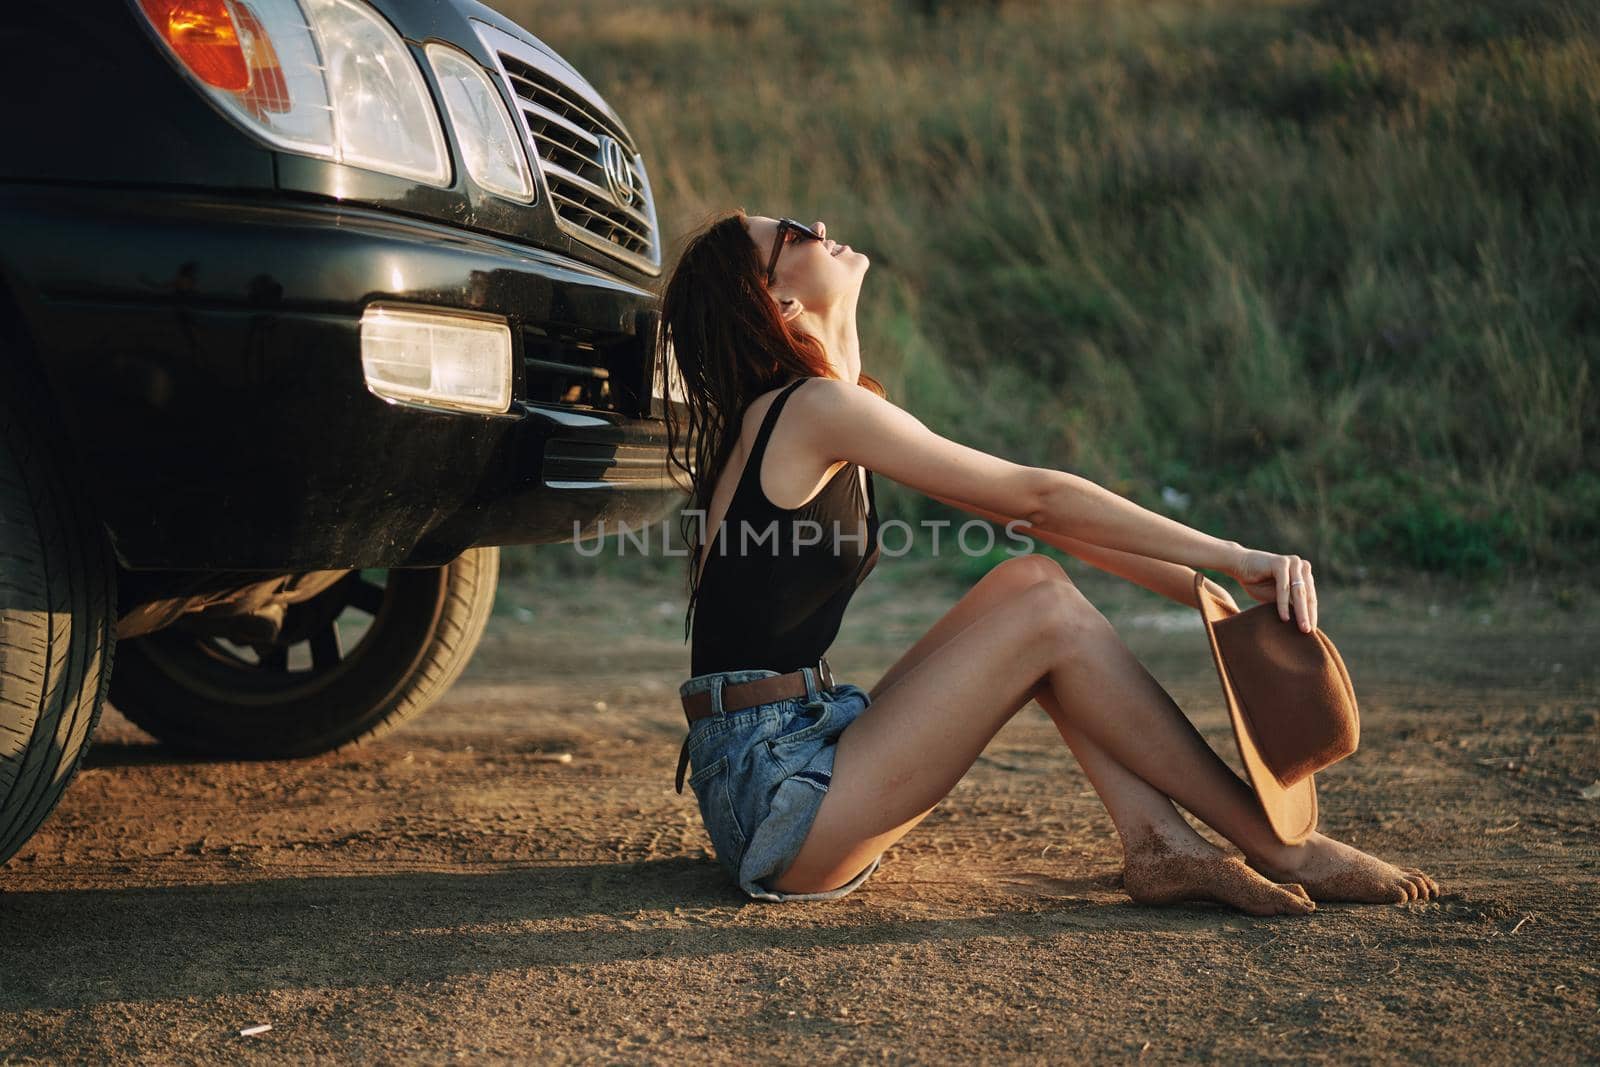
[0,371,118,867]
[108,547,498,759]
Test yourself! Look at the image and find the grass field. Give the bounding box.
[489,0,1598,583]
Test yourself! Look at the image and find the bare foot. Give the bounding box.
[1250,832,1441,904]
[1121,831,1315,917]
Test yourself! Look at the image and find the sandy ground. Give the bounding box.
[1,566,1596,1064]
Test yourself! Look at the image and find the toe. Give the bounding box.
[1266,888,1315,916]
[1274,885,1315,915]
[1402,867,1439,900]
[1402,869,1435,901]
[1284,882,1311,902]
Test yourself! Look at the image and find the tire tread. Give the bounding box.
[0,365,115,865]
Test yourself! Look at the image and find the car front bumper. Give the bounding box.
[1,183,683,575]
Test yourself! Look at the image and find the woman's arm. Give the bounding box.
[1025,474,1315,625]
[800,379,1317,627]
[923,491,1235,611]
[802,379,1242,572]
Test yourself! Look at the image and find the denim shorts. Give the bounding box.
[677,664,882,902]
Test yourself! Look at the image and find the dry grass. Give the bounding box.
[490,0,1599,580]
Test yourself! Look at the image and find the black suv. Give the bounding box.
[0,0,682,865]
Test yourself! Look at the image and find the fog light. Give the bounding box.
[360,306,512,414]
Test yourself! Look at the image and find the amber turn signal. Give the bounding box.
[137,0,250,92]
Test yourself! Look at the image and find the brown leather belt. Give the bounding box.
[674,656,834,794]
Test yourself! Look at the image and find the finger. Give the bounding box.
[1276,558,1292,622]
[1302,561,1318,631]
[1293,559,1312,633]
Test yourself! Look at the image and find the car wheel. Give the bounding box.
[0,370,117,866]
[108,547,498,759]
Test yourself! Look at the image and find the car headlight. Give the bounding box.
[425,43,535,203]
[135,0,449,186]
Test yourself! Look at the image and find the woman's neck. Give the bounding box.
[798,300,862,382]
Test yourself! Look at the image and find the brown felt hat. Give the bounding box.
[1194,572,1360,845]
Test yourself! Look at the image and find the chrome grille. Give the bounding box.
[475,22,660,276]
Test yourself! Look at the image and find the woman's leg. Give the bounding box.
[864,558,1242,855]
[1008,573,1437,904]
[1028,682,1316,912]
[768,575,1294,897]
[769,556,1437,904]
[802,555,1308,912]
[865,557,1207,844]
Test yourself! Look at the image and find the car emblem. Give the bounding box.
[598,135,636,208]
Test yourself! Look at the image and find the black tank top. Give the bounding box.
[689,377,881,676]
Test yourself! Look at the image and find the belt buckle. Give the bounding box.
[817,656,834,692]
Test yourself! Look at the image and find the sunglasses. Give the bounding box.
[764,217,825,286]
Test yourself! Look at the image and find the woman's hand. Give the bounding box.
[1229,548,1318,632]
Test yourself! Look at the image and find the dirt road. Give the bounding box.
[2,568,1596,1063]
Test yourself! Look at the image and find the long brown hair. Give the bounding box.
[659,208,887,646]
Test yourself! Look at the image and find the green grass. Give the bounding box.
[489,0,1599,583]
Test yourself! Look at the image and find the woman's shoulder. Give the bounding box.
[737,377,809,433]
[752,377,807,407]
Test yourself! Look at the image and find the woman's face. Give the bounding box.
[745,215,869,310]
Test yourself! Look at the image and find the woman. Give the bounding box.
[661,210,1439,911]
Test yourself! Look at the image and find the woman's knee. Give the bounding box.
[984,552,1073,593]
[1019,575,1108,649]
[974,556,1104,662]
